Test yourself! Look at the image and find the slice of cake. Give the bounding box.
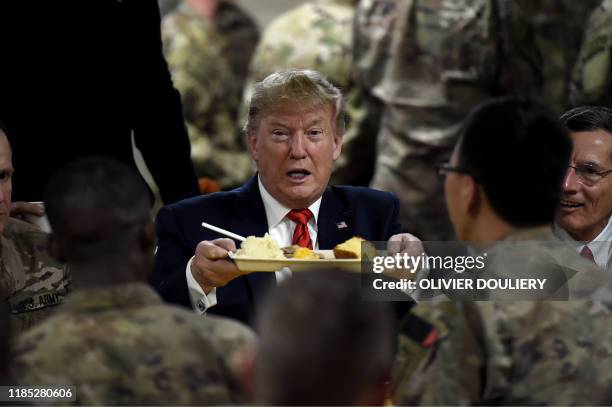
[333,237,377,259]
[235,233,284,259]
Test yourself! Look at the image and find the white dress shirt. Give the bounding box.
[554,215,612,270]
[186,176,322,314]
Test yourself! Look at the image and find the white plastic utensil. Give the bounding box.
[201,222,246,242]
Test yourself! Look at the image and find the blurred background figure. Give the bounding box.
[253,271,395,405]
[0,1,200,205]
[12,158,255,405]
[163,0,260,191]
[353,0,594,241]
[243,0,369,185]
[531,0,600,112]
[570,0,612,107]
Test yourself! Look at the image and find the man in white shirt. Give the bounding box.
[554,106,612,270]
[152,69,417,324]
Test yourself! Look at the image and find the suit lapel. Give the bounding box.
[318,186,354,249]
[229,175,276,304]
[233,176,269,238]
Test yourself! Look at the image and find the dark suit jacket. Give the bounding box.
[0,0,199,204]
[152,176,401,325]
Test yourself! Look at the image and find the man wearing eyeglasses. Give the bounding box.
[395,98,612,405]
[554,106,612,270]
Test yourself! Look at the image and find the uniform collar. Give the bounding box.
[64,283,162,312]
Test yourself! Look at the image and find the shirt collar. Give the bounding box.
[257,176,322,229]
[554,215,612,245]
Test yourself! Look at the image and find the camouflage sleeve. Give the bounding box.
[402,302,489,405]
[4,220,70,337]
[338,0,399,187]
[569,3,612,107]
[494,0,543,97]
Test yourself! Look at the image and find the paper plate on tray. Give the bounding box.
[228,250,363,273]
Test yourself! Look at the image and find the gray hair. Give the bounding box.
[244,69,346,135]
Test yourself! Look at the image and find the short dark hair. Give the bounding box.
[560,105,612,134]
[457,97,572,227]
[560,106,612,162]
[44,157,152,260]
[255,271,394,405]
[0,120,7,136]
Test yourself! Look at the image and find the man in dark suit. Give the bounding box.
[0,0,199,204]
[153,69,416,325]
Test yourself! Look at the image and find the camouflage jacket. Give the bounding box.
[12,283,256,405]
[570,0,612,107]
[354,0,547,240]
[395,227,612,405]
[1,218,69,336]
[163,1,259,189]
[355,0,543,166]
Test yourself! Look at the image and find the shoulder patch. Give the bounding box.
[8,290,65,314]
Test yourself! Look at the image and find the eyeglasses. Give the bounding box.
[568,164,612,186]
[436,162,472,177]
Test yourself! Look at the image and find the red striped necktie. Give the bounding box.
[287,209,313,249]
[580,245,595,263]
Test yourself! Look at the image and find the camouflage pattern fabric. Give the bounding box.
[570,0,612,107]
[163,1,259,189]
[355,0,544,241]
[12,283,256,405]
[394,227,612,405]
[531,0,600,113]
[1,218,69,337]
[243,0,370,185]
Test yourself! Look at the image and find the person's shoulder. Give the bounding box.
[161,185,245,215]
[329,185,398,206]
[143,303,256,366]
[3,217,62,263]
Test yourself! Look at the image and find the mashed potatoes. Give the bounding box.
[235,233,285,259]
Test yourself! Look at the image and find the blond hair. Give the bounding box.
[244,69,346,135]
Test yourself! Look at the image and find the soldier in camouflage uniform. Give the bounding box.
[0,125,69,337]
[12,158,256,405]
[395,98,612,405]
[243,1,370,185]
[355,0,544,241]
[570,0,612,107]
[163,0,259,190]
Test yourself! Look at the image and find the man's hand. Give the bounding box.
[11,201,44,219]
[191,238,242,294]
[387,233,424,257]
[386,233,425,279]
